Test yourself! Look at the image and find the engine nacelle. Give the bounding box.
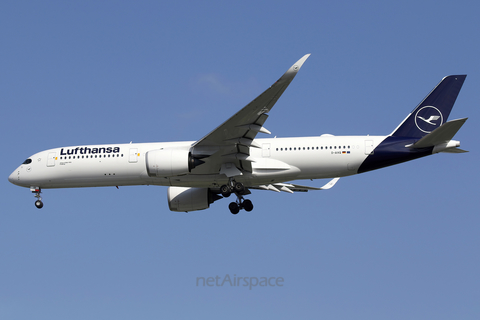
[146,148,202,177]
[168,187,220,212]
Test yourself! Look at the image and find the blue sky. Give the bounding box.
[1,1,479,319]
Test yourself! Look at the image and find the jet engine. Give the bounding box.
[167,187,222,212]
[146,149,204,177]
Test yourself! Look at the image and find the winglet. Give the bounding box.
[319,177,340,190]
[279,54,311,82]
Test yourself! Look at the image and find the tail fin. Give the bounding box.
[391,75,466,138]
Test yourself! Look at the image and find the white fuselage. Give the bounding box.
[8,135,386,190]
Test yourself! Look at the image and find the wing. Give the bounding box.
[249,178,340,193]
[190,54,310,176]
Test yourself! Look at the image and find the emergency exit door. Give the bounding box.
[47,152,56,167]
[262,143,271,157]
[365,140,374,155]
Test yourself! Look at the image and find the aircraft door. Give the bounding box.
[365,140,374,155]
[47,152,56,167]
[129,148,139,163]
[262,143,271,157]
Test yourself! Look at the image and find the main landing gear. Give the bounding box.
[228,197,253,214]
[220,180,254,214]
[31,187,43,209]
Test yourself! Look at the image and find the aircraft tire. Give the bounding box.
[243,199,253,212]
[229,202,239,214]
[220,185,231,197]
[35,200,43,209]
[234,182,245,193]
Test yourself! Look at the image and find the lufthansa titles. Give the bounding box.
[60,147,121,155]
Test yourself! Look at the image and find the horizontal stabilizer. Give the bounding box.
[439,147,468,153]
[409,118,467,149]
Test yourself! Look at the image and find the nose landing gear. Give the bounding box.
[31,187,43,209]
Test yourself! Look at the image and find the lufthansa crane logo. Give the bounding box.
[415,106,443,133]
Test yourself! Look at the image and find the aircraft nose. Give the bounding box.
[8,170,19,185]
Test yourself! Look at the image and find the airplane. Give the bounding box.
[8,54,468,214]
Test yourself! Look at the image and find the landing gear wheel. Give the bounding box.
[229,202,240,214]
[220,185,231,197]
[234,182,245,193]
[31,187,43,209]
[243,199,253,212]
[35,200,43,209]
[224,178,252,214]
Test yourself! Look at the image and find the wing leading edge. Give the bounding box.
[191,54,311,176]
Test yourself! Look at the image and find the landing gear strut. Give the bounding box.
[220,179,254,214]
[31,187,43,209]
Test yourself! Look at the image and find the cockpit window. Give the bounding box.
[22,158,32,165]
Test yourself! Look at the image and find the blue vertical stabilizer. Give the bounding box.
[391,75,466,138]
